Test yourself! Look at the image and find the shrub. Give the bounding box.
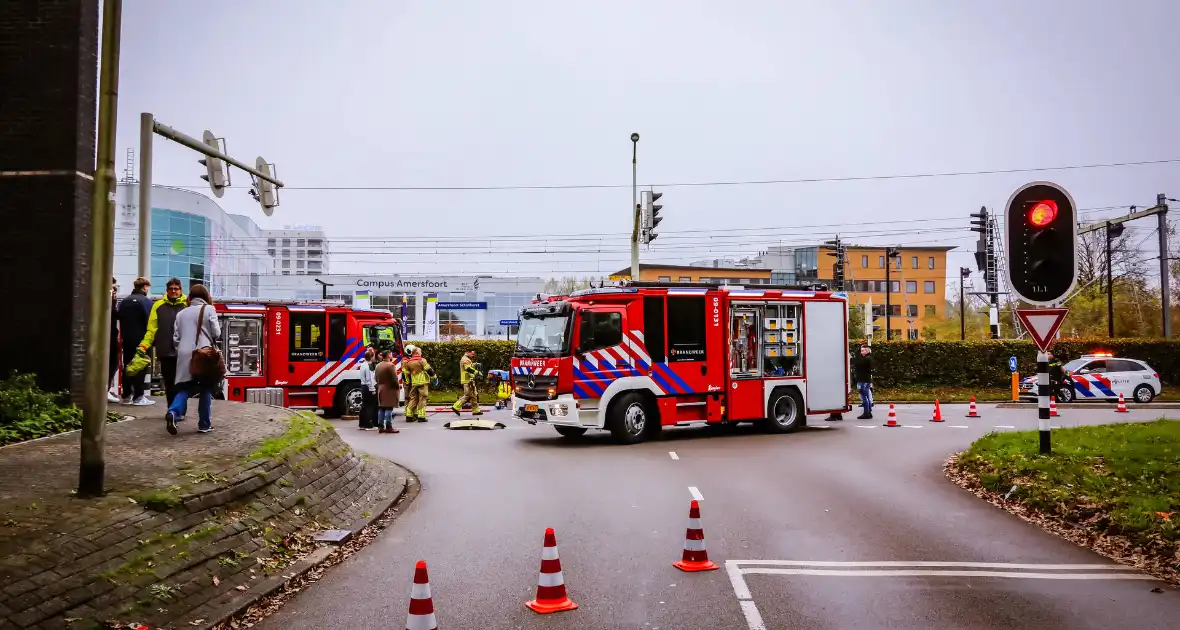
[413,340,515,387]
[0,372,84,446]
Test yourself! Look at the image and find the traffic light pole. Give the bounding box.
[884,258,892,341]
[959,270,966,340]
[630,134,640,280]
[1106,222,1115,338]
[1159,195,1171,339]
[1037,351,1051,455]
[136,114,286,278]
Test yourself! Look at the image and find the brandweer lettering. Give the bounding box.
[356,279,449,289]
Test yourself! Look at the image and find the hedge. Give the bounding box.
[411,339,1180,389]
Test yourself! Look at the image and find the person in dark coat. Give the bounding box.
[374,350,401,434]
[852,344,874,420]
[108,278,121,403]
[116,277,154,405]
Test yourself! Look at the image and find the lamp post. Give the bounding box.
[630,133,640,280]
[314,278,333,300]
[884,247,900,340]
[959,267,971,340]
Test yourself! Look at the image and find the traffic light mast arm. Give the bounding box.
[151,120,284,188]
[1078,203,1166,234]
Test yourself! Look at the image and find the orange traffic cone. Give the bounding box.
[525,528,578,614]
[883,404,899,427]
[673,499,719,572]
[1050,396,1059,417]
[966,396,980,418]
[930,400,944,422]
[405,560,438,630]
[1115,393,1129,413]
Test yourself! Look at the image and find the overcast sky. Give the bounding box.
[112,0,1180,281]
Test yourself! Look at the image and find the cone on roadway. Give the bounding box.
[1115,392,1129,413]
[405,560,438,630]
[966,396,980,418]
[930,399,944,422]
[674,499,719,572]
[1050,396,1059,417]
[526,528,578,614]
[883,403,899,427]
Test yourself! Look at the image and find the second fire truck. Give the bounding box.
[510,281,850,443]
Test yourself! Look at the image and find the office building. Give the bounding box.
[263,226,330,276]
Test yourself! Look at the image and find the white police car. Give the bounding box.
[1020,353,1162,403]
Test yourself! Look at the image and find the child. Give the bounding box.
[490,370,512,410]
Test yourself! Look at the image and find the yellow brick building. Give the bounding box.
[827,246,954,340]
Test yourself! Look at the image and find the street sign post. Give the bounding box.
[1008,356,1018,372]
[1015,307,1069,456]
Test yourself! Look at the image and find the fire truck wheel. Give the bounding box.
[763,387,803,434]
[327,383,363,418]
[554,425,588,438]
[608,392,657,444]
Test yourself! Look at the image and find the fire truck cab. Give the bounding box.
[215,298,403,417]
[511,282,850,443]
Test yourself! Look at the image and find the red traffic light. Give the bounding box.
[1027,200,1058,227]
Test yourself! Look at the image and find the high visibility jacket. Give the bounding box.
[460,356,478,384]
[140,294,188,356]
[402,357,433,387]
[496,382,511,400]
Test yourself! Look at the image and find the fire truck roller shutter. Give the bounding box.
[800,299,851,413]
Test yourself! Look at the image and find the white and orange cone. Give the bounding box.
[525,528,578,614]
[405,560,438,630]
[883,403,899,427]
[1050,396,1059,417]
[966,396,980,418]
[930,400,944,422]
[1115,393,1129,413]
[673,499,719,572]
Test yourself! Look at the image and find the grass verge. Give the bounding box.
[871,386,1179,403]
[948,419,1180,583]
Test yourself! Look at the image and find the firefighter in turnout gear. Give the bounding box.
[453,350,483,416]
[400,346,434,422]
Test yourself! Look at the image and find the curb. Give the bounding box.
[995,402,1180,410]
[196,459,420,630]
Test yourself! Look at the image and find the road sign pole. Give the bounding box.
[1037,351,1051,455]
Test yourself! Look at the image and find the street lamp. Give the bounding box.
[884,247,901,340]
[313,278,333,300]
[630,133,640,280]
[959,267,971,340]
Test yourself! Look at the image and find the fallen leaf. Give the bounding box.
[190,619,206,626]
[212,576,220,586]
[236,585,249,591]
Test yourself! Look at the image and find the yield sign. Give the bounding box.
[1016,308,1069,352]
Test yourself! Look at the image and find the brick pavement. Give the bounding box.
[0,401,408,629]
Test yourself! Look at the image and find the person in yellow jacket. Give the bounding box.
[137,278,188,406]
[400,347,435,422]
[452,350,482,416]
[493,373,511,410]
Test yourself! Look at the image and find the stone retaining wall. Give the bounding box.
[0,413,407,629]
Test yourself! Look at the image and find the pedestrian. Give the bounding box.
[853,343,874,420]
[358,348,378,430]
[374,350,401,434]
[138,278,187,406]
[165,284,222,435]
[401,346,435,422]
[116,277,154,405]
[452,350,482,416]
[108,278,122,403]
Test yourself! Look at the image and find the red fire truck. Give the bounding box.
[510,282,850,443]
[214,298,403,417]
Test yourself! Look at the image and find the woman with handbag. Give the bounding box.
[165,284,223,435]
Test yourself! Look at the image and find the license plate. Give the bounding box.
[525,404,538,412]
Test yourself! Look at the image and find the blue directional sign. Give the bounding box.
[1008,356,1018,372]
[499,319,519,326]
[437,301,487,310]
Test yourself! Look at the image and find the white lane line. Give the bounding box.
[947,425,969,428]
[741,568,1156,580]
[726,560,753,600]
[902,425,923,429]
[669,451,679,460]
[688,486,704,501]
[738,600,767,630]
[995,425,1016,429]
[729,560,1134,570]
[856,425,877,428]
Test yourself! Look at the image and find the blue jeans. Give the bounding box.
[378,407,393,429]
[169,382,214,430]
[857,381,873,414]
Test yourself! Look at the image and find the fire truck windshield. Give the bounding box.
[364,324,399,354]
[516,315,570,356]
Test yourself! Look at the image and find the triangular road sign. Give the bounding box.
[1015,308,1069,352]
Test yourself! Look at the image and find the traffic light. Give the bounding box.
[824,236,846,291]
[970,207,988,271]
[1004,181,1078,305]
[198,130,227,198]
[641,190,663,243]
[251,156,280,216]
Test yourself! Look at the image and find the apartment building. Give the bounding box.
[821,245,955,339]
[264,226,330,276]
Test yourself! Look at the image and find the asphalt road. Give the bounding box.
[258,403,1180,629]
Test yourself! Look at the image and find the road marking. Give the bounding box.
[856,425,877,428]
[688,486,704,501]
[669,451,679,460]
[738,600,767,630]
[730,560,1135,569]
[741,568,1155,580]
[902,425,923,429]
[947,425,969,428]
[995,425,1016,429]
